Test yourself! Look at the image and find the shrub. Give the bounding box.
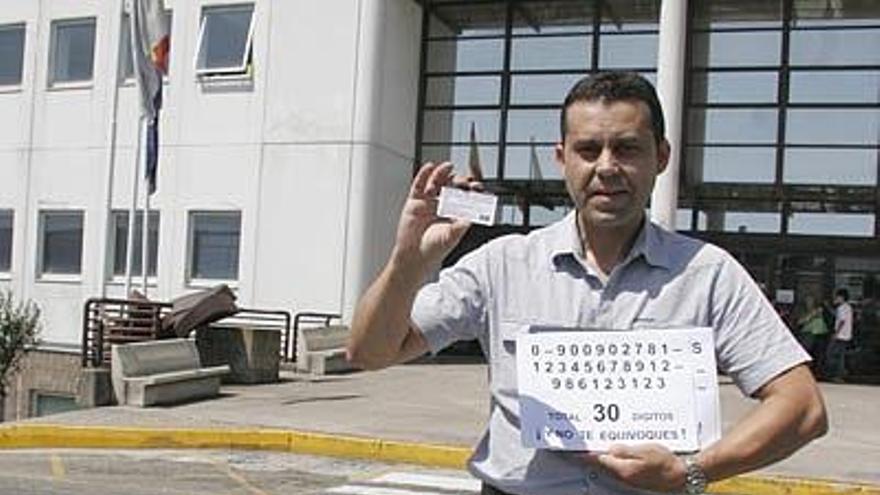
[0,290,41,402]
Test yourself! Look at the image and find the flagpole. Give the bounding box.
[100,0,126,298]
[124,116,144,297]
[141,148,150,296]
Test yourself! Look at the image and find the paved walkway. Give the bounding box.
[2,361,879,493]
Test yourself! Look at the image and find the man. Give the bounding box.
[348,72,827,495]
[826,288,853,382]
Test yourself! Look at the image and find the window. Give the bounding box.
[790,28,880,66]
[786,109,879,146]
[696,210,781,234]
[38,211,84,277]
[511,35,591,71]
[691,31,781,68]
[599,32,658,69]
[111,211,159,277]
[788,213,875,238]
[425,76,500,106]
[689,108,778,145]
[690,71,778,104]
[0,23,25,86]
[49,18,96,86]
[120,11,172,82]
[0,210,12,273]
[188,212,241,281]
[194,4,254,76]
[784,149,878,186]
[686,146,776,184]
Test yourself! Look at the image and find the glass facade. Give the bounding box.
[416,0,880,365]
[418,0,660,227]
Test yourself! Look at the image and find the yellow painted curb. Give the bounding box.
[0,424,470,469]
[0,424,876,495]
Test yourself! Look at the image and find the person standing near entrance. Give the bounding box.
[826,288,853,382]
[348,72,827,495]
[796,295,829,373]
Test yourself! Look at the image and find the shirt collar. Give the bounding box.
[548,211,673,270]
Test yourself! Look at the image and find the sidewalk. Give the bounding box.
[2,360,879,493]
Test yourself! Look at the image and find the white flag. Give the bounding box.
[130,0,169,194]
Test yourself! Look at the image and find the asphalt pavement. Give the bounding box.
[0,448,480,495]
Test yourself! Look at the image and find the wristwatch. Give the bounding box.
[682,455,708,495]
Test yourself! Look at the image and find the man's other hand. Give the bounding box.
[579,444,687,493]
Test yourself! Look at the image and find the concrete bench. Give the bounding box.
[196,326,280,384]
[111,339,229,407]
[295,325,352,375]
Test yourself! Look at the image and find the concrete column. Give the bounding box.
[650,0,688,230]
[340,0,422,322]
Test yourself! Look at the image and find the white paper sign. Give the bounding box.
[437,186,498,226]
[516,327,720,452]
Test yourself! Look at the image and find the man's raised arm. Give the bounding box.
[346,162,473,370]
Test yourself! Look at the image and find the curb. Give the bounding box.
[0,424,469,469]
[1,424,877,495]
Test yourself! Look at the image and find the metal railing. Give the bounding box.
[82,297,293,368]
[81,297,170,368]
[291,311,342,364]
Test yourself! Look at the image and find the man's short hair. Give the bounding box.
[560,71,666,143]
[835,288,850,301]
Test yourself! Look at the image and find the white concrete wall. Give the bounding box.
[0,0,423,348]
[340,0,422,318]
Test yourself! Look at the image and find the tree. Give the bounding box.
[0,290,41,421]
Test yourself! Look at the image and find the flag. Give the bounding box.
[528,136,543,181]
[130,0,169,195]
[467,121,484,181]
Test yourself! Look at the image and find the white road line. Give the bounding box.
[49,454,66,479]
[372,472,481,492]
[326,485,452,495]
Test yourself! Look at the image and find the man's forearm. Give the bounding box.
[698,365,827,482]
[346,249,431,370]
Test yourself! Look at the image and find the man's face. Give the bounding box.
[555,99,670,232]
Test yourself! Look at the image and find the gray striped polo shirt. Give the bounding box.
[411,212,808,495]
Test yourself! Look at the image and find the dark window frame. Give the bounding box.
[48,17,97,87]
[187,210,242,283]
[0,23,26,87]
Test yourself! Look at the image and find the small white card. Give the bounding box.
[516,327,720,453]
[437,187,498,226]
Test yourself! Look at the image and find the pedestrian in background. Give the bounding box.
[796,295,828,374]
[826,288,853,382]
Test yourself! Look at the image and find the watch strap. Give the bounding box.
[683,455,708,495]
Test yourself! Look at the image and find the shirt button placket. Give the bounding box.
[597,290,612,328]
